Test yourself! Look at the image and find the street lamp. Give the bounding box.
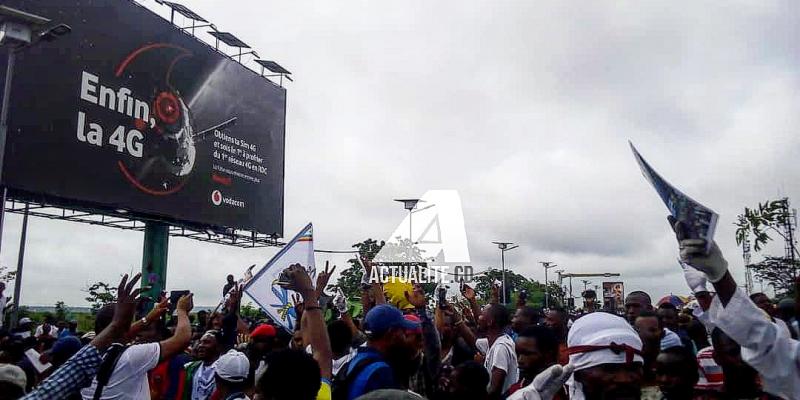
[394,199,420,244]
[540,261,557,308]
[0,5,70,329]
[492,241,518,304]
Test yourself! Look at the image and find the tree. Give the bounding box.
[333,239,385,300]
[749,256,798,294]
[84,281,117,314]
[0,265,15,286]
[54,301,68,322]
[240,301,268,321]
[736,197,799,295]
[470,268,555,308]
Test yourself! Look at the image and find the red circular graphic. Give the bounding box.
[211,190,222,206]
[154,91,181,124]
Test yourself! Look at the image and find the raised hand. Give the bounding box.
[404,284,427,309]
[146,296,169,323]
[669,216,728,282]
[176,293,194,313]
[316,261,336,297]
[113,273,142,332]
[461,284,477,302]
[279,264,316,298]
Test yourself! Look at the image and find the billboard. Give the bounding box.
[602,281,624,312]
[0,0,285,235]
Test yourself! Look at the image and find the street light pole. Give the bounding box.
[540,261,557,308]
[492,242,518,304]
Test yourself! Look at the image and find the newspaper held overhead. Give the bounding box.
[629,142,718,253]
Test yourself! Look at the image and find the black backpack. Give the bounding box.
[92,343,129,400]
[331,353,387,400]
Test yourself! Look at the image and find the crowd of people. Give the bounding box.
[0,223,798,400]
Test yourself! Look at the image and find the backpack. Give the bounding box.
[92,343,129,400]
[331,352,389,400]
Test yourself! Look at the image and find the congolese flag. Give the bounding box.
[244,223,315,332]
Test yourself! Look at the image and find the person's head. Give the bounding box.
[136,318,167,344]
[512,306,542,334]
[545,307,568,337]
[227,274,235,284]
[657,303,679,332]
[197,310,209,326]
[567,312,644,400]
[68,320,78,332]
[213,350,250,395]
[17,317,33,331]
[207,312,224,330]
[481,304,510,334]
[634,310,662,346]
[49,336,83,367]
[777,298,796,321]
[515,326,558,378]
[257,349,321,400]
[94,304,116,334]
[250,324,277,355]
[448,360,489,400]
[0,363,26,400]
[196,330,222,363]
[749,292,773,317]
[291,329,304,350]
[327,320,353,358]
[655,346,699,399]
[363,304,421,362]
[625,291,653,324]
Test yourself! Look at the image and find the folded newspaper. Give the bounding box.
[629,141,718,252]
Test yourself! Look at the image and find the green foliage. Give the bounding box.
[750,256,798,295]
[332,239,385,300]
[470,268,559,308]
[84,281,117,314]
[735,198,791,252]
[54,301,68,322]
[240,301,268,321]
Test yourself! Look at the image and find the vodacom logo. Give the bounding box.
[211,190,223,206]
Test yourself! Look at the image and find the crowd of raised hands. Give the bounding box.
[0,221,799,400]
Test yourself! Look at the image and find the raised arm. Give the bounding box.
[158,293,193,361]
[282,263,333,380]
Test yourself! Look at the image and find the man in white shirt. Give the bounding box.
[479,304,518,397]
[80,293,194,400]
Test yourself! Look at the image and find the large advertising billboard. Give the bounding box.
[0,0,285,235]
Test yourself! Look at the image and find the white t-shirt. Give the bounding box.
[35,324,56,338]
[80,342,161,400]
[483,334,519,394]
[191,363,217,400]
[332,348,357,376]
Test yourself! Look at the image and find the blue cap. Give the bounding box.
[363,304,420,336]
[50,336,82,358]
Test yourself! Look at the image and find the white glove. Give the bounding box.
[678,239,728,283]
[507,364,574,400]
[333,289,348,314]
[679,259,709,293]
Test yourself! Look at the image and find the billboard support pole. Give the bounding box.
[9,203,28,329]
[142,222,169,309]
[0,48,16,261]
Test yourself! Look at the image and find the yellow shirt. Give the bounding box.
[317,380,331,400]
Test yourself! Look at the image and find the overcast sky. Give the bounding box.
[3,0,800,308]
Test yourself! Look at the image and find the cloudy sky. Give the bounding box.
[3,0,800,308]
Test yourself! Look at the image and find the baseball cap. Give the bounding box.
[50,336,82,359]
[363,304,420,337]
[250,324,277,339]
[18,317,32,324]
[0,363,27,393]
[213,350,250,383]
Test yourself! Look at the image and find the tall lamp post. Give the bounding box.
[492,241,518,304]
[0,6,70,329]
[540,261,557,308]
[394,199,420,243]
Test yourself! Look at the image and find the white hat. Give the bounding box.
[213,350,249,383]
[0,363,27,393]
[18,317,32,324]
[565,312,643,400]
[566,312,643,371]
[81,331,96,340]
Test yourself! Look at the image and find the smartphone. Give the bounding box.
[437,287,448,309]
[169,290,190,311]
